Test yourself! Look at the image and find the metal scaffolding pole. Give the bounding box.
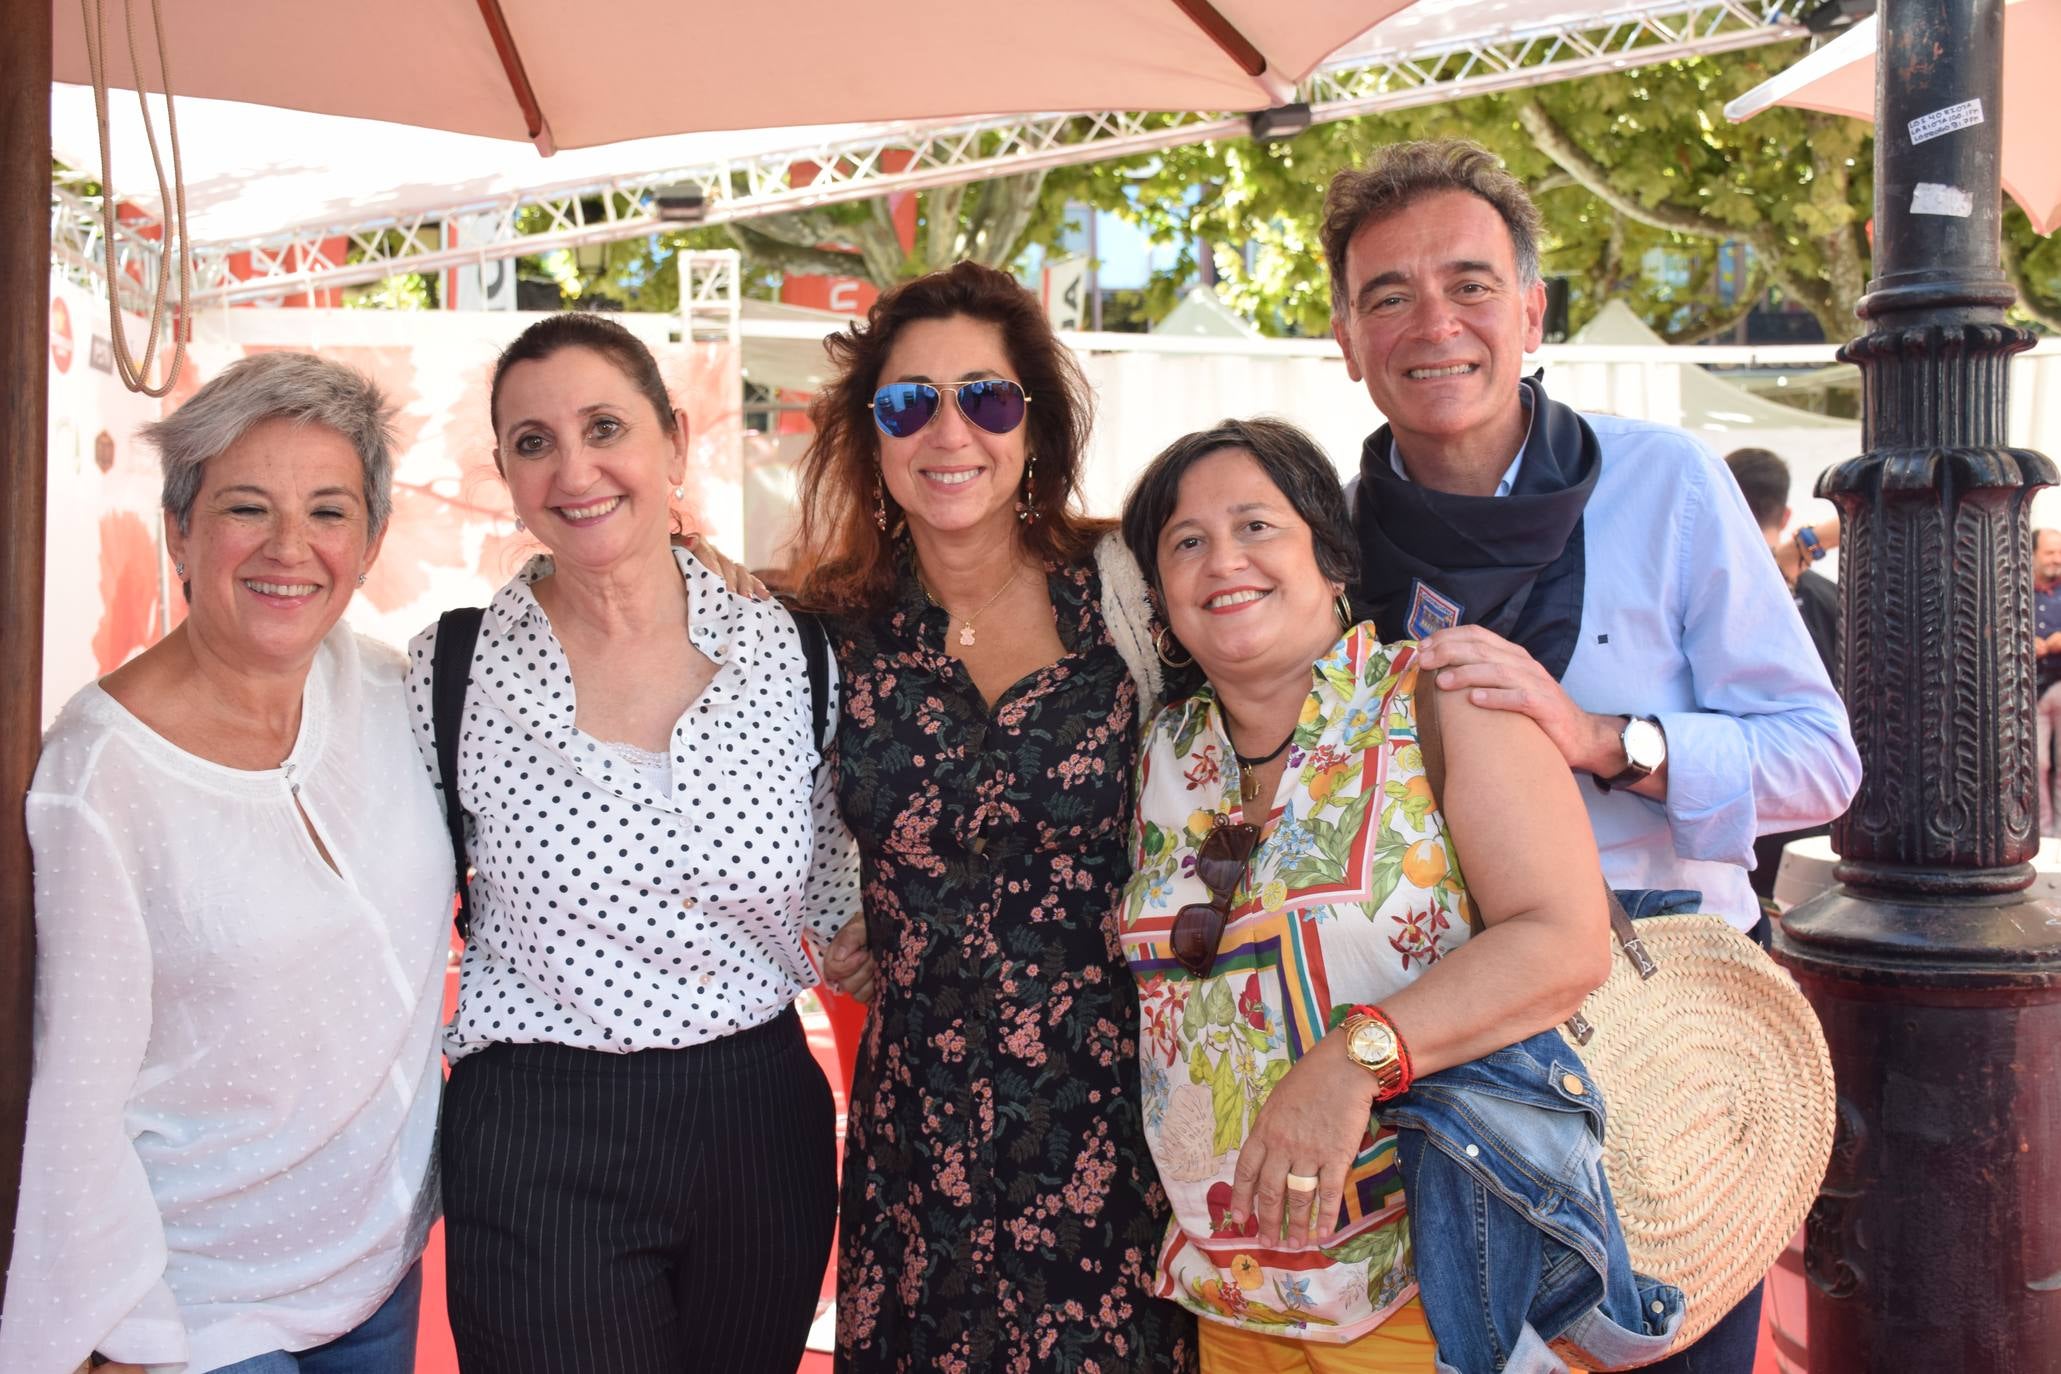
[1777,0,2061,1365]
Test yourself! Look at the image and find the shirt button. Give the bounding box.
[681,896,698,910]
[1464,1143,1480,1158]
[969,837,987,855]
[1562,1074,1586,1096]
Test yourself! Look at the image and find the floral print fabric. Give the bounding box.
[1119,626,1474,1346]
[831,555,1197,1373]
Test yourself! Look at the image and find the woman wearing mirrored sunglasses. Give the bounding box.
[1116,419,1609,1372]
[788,261,1197,1371]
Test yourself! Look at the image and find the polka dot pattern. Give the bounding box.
[406,549,859,1064]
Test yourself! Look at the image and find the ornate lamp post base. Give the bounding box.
[1775,3,2061,1356]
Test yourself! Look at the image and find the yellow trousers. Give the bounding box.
[1199,1297,1438,1373]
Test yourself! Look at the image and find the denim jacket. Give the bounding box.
[1373,887,1697,1373]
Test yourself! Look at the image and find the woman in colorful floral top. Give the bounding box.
[789,262,1197,1372]
[1116,419,1610,1372]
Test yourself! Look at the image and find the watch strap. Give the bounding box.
[1594,715,1661,793]
[1343,1003,1414,1100]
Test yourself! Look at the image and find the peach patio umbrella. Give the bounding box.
[51,0,1416,154]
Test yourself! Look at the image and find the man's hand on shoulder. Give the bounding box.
[1414,625,1625,779]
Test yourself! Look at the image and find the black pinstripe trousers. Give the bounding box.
[441,1008,836,1374]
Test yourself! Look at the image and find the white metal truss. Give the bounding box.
[52,0,1806,308]
[680,250,741,344]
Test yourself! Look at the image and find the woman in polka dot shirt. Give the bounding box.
[407,313,872,1373]
[2,354,449,1374]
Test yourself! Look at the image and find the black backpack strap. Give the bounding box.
[783,601,831,754]
[432,606,486,940]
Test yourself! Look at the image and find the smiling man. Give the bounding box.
[1326,141,1860,1373]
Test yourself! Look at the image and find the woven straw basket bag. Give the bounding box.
[1412,679,1837,1365]
[1554,909,1837,1364]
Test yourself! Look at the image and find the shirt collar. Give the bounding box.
[1386,393,1537,499]
[485,545,745,667]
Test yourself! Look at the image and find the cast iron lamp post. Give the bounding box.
[1776,0,2061,1365]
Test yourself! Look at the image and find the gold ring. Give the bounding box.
[1284,1171,1320,1193]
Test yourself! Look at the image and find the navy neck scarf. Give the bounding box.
[1352,375,1600,681]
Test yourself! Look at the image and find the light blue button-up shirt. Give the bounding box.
[1383,412,1860,929]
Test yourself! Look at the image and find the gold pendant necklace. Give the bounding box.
[1232,727,1297,804]
[922,562,1023,648]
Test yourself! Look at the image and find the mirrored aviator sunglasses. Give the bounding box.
[1170,818,1260,979]
[869,379,1031,439]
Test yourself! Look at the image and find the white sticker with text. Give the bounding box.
[1909,98,1984,146]
[1910,183,1975,217]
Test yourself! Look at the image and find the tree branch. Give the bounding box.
[963,171,1048,267]
[1515,100,1731,240]
[722,223,865,280]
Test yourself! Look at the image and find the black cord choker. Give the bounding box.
[1232,728,1296,804]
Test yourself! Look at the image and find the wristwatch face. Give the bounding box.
[1349,1018,1397,1068]
[1623,717,1666,772]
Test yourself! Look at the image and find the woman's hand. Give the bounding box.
[1225,1033,1378,1249]
[676,533,769,600]
[822,913,876,1004]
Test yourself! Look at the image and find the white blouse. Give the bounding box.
[0,626,453,1374]
[406,548,860,1063]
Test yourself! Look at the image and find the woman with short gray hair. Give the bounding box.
[0,351,452,1374]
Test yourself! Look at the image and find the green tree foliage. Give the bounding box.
[495,43,2061,336]
[1044,40,2058,340]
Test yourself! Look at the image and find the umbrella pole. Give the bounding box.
[0,0,50,1311]
[1777,0,2061,1364]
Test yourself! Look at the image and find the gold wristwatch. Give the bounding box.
[1340,1004,1411,1101]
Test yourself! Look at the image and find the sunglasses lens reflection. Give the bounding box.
[957,379,1028,435]
[872,383,940,438]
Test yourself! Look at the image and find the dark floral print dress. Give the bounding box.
[831,555,1198,1374]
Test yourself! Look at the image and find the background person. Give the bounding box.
[789,261,1197,1371]
[1723,445,1845,901]
[1117,417,1610,1370]
[1,354,449,1374]
[1324,139,1860,1374]
[2035,529,2061,836]
[411,313,871,1374]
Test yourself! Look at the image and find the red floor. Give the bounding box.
[409,957,1788,1373]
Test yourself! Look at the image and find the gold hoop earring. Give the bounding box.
[1153,624,1193,668]
[1335,592,1354,630]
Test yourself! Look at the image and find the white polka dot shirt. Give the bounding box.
[0,627,451,1374]
[407,548,860,1063]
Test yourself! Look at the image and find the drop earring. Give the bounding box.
[874,473,888,533]
[1016,451,1038,525]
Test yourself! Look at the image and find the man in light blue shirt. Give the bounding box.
[1328,139,1858,937]
[1323,138,1858,1373]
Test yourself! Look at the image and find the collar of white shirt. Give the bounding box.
[488,544,748,670]
[1386,395,1538,499]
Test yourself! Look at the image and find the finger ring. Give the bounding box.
[1284,1171,1320,1193]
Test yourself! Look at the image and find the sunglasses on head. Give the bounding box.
[1171,816,1260,979]
[869,379,1031,439]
